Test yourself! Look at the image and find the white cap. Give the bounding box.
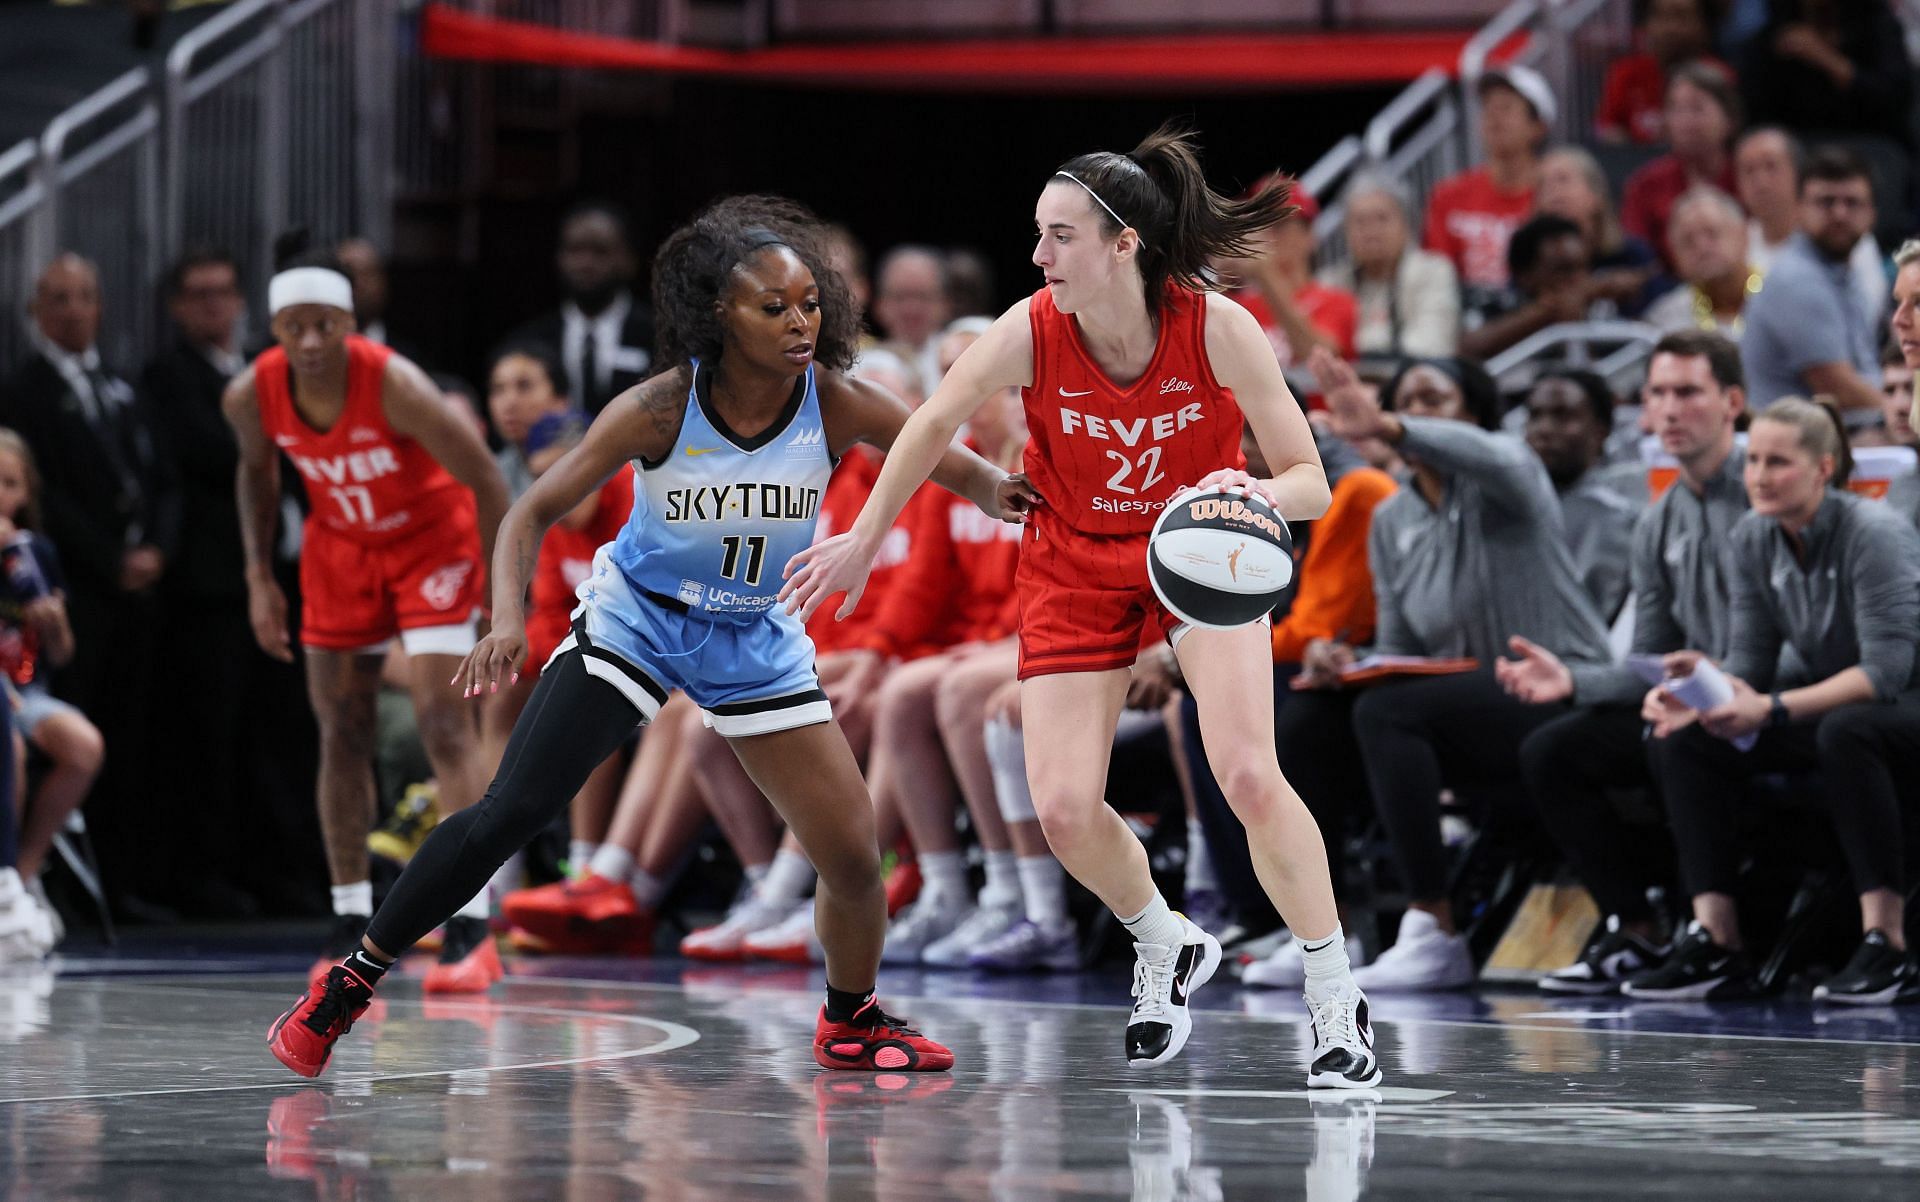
[1480,63,1557,127]
[268,267,354,316]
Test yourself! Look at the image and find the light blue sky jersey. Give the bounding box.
[608,360,832,622]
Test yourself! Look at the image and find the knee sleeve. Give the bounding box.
[984,716,1036,824]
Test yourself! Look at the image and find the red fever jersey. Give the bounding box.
[254,335,483,649]
[1021,284,1244,536]
[526,468,637,668]
[255,336,473,544]
[859,447,1023,660]
[1014,285,1252,678]
[805,448,921,656]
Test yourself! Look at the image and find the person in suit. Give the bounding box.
[507,201,655,415]
[2,253,179,917]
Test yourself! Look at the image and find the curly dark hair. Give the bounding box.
[651,194,861,373]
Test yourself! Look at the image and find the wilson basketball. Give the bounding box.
[1147,487,1294,630]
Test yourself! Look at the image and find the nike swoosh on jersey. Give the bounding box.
[685,446,724,456]
[1058,388,1095,397]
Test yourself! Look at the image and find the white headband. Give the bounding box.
[268,267,354,316]
[1053,172,1147,250]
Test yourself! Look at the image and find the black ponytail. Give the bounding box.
[1053,122,1295,314]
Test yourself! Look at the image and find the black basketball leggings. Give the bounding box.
[365,650,642,957]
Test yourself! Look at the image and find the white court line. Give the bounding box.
[0,980,700,1106]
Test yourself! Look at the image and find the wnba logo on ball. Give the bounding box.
[1184,497,1286,543]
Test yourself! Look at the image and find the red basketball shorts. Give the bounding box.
[299,513,484,654]
[1014,510,1179,680]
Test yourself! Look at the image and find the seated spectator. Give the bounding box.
[1851,340,1914,449]
[821,223,873,320]
[508,201,654,416]
[1737,126,1888,327]
[1632,398,1920,1002]
[1424,64,1554,316]
[1218,356,1400,986]
[1280,355,1613,992]
[1738,0,1913,148]
[1536,146,1666,316]
[1645,186,1761,338]
[871,245,953,396]
[0,430,100,947]
[944,247,997,319]
[1522,370,1648,623]
[1460,215,1601,361]
[1886,241,1920,527]
[1740,146,1883,410]
[1500,330,1748,994]
[0,705,42,962]
[1318,171,1460,359]
[1224,181,1357,367]
[1597,0,1729,144]
[1622,61,1741,271]
[485,344,573,502]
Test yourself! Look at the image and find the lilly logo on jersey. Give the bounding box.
[349,427,382,444]
[1160,377,1195,395]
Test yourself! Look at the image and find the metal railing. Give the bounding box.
[1484,318,1664,393]
[0,0,391,375]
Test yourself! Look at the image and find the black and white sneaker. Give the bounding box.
[1306,984,1383,1089]
[1812,930,1920,1006]
[1620,922,1758,1000]
[1125,916,1222,1066]
[1539,915,1671,995]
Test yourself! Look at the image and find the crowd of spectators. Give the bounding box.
[3,1,1919,1004]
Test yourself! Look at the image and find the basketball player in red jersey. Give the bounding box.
[784,125,1380,1087]
[223,244,511,994]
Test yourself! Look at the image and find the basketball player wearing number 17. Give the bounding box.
[782,124,1380,1088]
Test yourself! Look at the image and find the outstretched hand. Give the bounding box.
[452,624,527,698]
[779,531,876,624]
[1496,635,1574,704]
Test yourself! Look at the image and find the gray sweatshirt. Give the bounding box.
[1569,449,1747,705]
[1724,490,1920,699]
[1559,461,1647,625]
[1368,417,1613,664]
[1887,471,1920,532]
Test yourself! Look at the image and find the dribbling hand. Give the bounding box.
[779,532,874,624]
[1190,467,1280,510]
[453,624,527,698]
[247,578,294,663]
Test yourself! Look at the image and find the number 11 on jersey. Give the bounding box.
[720,534,768,586]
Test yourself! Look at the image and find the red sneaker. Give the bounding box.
[268,965,375,1078]
[502,873,653,954]
[885,860,922,918]
[423,921,505,994]
[813,1000,955,1072]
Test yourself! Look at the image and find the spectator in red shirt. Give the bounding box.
[1224,182,1357,369]
[1596,0,1727,144]
[1623,60,1742,270]
[1424,64,1555,312]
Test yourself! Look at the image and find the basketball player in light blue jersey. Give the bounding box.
[269,195,1038,1079]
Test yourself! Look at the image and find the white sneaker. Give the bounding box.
[1305,983,1383,1089]
[922,899,1021,967]
[0,870,51,962]
[742,900,823,964]
[881,891,976,965]
[22,874,62,947]
[679,894,803,961]
[1243,931,1369,990]
[968,917,1080,972]
[1350,910,1473,992]
[1125,915,1222,1067]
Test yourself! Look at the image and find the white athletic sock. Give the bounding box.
[918,850,968,904]
[589,844,636,884]
[628,868,667,910]
[331,881,373,918]
[1186,819,1218,893]
[489,851,523,899]
[455,887,490,921]
[759,849,816,905]
[1299,924,1354,1001]
[744,862,771,886]
[981,850,1020,909]
[1119,894,1186,951]
[1017,855,1067,927]
[569,841,599,876]
[985,719,1036,826]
